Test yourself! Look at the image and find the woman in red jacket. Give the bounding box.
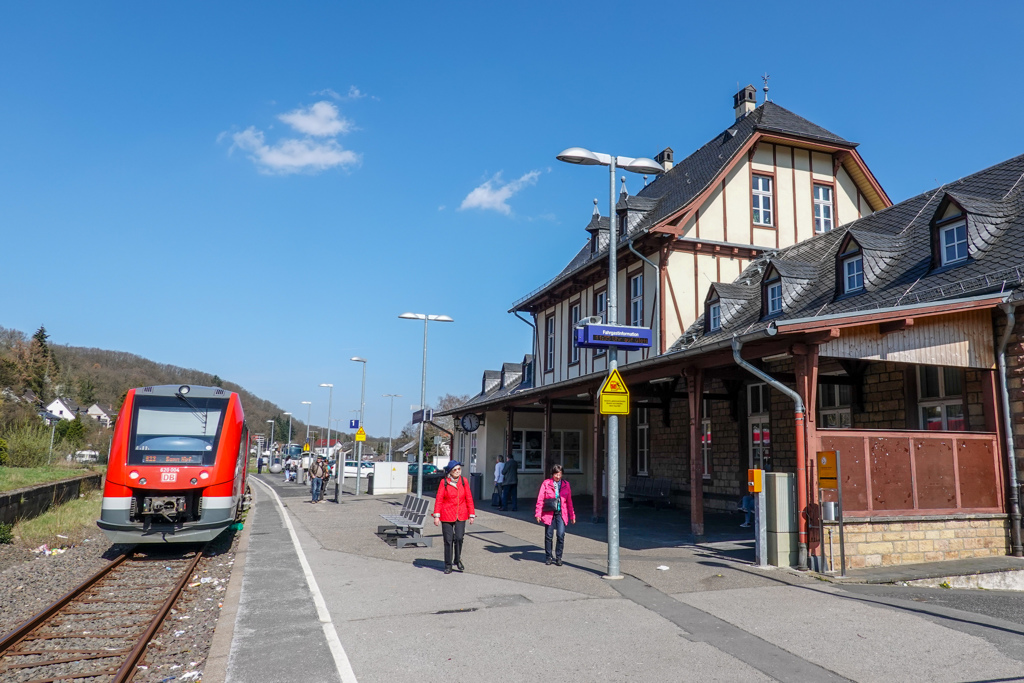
[433,461,475,574]
[535,464,575,566]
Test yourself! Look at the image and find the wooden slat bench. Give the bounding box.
[378,494,433,548]
[622,476,672,509]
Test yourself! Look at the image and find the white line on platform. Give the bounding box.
[251,477,358,683]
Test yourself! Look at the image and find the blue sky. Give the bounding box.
[2,2,1022,439]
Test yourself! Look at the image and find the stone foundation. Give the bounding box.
[822,515,1010,569]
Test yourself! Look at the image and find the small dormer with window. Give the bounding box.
[931,195,969,269]
[706,294,721,333]
[703,282,757,334]
[584,200,610,256]
[759,259,818,319]
[930,191,1018,270]
[836,235,864,297]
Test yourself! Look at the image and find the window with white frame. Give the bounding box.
[545,316,555,371]
[708,301,721,331]
[594,290,607,357]
[813,184,834,233]
[470,433,478,472]
[458,432,466,461]
[940,222,968,266]
[748,384,771,470]
[764,270,783,316]
[511,429,544,472]
[844,255,864,293]
[551,430,582,472]
[701,398,712,479]
[570,303,581,364]
[752,175,773,226]
[918,366,965,430]
[630,274,643,327]
[818,383,852,428]
[636,407,649,476]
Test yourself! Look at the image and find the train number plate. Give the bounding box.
[161,472,177,483]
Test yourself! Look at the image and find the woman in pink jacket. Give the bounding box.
[535,464,576,566]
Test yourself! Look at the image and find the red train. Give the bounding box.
[98,384,249,543]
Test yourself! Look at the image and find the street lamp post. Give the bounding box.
[266,419,275,468]
[284,412,292,445]
[301,401,312,449]
[351,357,367,495]
[399,313,454,496]
[556,146,663,581]
[320,383,335,501]
[383,394,401,461]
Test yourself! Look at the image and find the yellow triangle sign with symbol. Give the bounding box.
[355,427,366,442]
[599,368,630,415]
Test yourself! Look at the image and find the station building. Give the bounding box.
[444,85,1024,570]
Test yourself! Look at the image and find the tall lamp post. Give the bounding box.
[266,419,276,467]
[284,412,292,446]
[350,357,367,495]
[383,393,401,461]
[399,313,454,496]
[301,401,312,450]
[556,146,663,581]
[320,383,335,501]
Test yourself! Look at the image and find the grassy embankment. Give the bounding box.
[0,464,102,493]
[11,489,102,547]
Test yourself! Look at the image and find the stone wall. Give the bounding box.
[0,472,102,526]
[822,516,1009,569]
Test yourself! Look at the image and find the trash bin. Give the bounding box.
[365,473,374,495]
[469,472,483,501]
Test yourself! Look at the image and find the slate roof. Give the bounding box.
[511,102,854,312]
[676,152,1024,351]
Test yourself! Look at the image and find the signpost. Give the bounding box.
[598,368,630,416]
[412,409,433,425]
[349,419,359,429]
[817,450,845,577]
[355,427,366,442]
[575,323,652,350]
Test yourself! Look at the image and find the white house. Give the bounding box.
[46,397,80,421]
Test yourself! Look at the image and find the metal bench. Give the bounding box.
[378,494,433,548]
[622,476,672,509]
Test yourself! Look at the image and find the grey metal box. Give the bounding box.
[765,472,796,533]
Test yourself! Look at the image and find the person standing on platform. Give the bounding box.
[500,454,519,511]
[432,461,475,574]
[492,455,504,507]
[535,464,576,566]
[310,456,327,504]
[257,454,264,474]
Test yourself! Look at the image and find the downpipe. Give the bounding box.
[998,303,1023,557]
[732,334,809,570]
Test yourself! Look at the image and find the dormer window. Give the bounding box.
[709,303,721,331]
[843,255,864,293]
[940,222,968,266]
[763,268,783,317]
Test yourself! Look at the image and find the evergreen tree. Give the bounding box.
[27,326,57,401]
[211,374,224,388]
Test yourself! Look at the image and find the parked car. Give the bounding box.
[343,461,374,476]
[408,463,438,476]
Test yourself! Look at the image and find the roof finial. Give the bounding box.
[619,175,627,197]
[761,72,770,102]
[592,198,599,215]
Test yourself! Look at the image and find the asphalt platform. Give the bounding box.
[206,474,1024,683]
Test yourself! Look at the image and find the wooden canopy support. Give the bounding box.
[879,318,914,335]
[685,367,705,539]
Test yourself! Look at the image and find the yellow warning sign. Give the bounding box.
[355,427,366,442]
[303,443,310,452]
[817,451,838,489]
[599,368,630,415]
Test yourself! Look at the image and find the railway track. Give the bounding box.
[0,545,206,683]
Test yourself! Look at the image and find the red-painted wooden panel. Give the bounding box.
[958,437,1000,509]
[914,438,957,509]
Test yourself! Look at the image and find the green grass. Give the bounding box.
[13,490,103,548]
[0,464,101,493]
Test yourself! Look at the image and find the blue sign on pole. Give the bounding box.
[349,419,359,429]
[574,324,653,350]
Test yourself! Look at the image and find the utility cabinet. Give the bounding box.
[765,472,798,567]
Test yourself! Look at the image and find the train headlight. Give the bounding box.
[129,470,140,479]
[199,471,210,480]
[139,478,147,485]
[190,478,198,485]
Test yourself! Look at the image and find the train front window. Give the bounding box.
[129,396,227,465]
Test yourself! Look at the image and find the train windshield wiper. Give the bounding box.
[175,391,209,434]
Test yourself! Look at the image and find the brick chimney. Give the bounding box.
[655,147,674,172]
[733,84,757,120]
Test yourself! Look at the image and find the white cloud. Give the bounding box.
[459,171,540,215]
[230,126,360,175]
[347,85,366,99]
[312,88,342,100]
[278,101,352,137]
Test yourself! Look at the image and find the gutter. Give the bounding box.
[732,334,810,570]
[513,311,538,387]
[997,303,1024,556]
[776,292,1007,331]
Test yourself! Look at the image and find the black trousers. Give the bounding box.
[441,520,466,568]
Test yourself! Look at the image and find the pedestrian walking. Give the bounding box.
[432,461,475,574]
[310,456,327,504]
[492,455,504,507]
[535,464,575,566]
[500,454,519,511]
[257,455,264,474]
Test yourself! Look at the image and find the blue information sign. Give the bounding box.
[574,324,653,350]
[349,419,359,429]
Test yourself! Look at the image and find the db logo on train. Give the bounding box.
[161,472,177,482]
